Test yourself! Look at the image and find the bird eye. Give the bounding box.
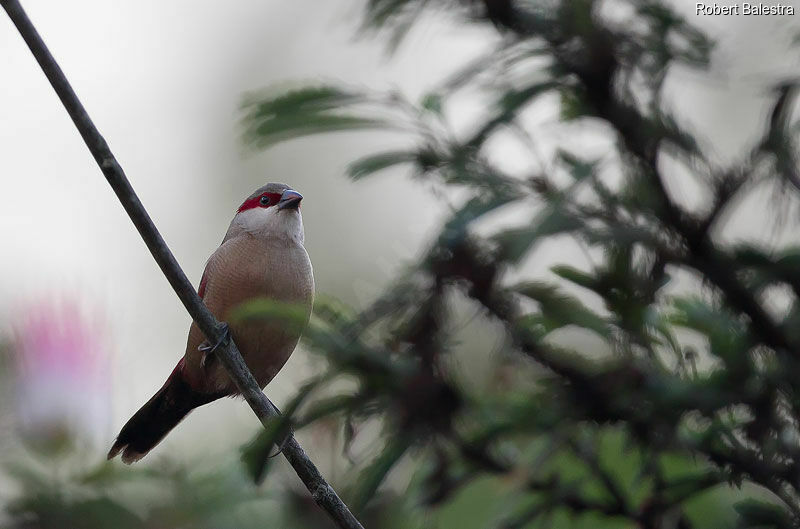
[259,195,270,206]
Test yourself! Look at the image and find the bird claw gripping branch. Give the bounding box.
[199,321,231,370]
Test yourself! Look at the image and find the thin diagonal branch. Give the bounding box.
[0,2,364,528]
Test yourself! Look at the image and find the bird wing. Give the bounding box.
[181,233,270,390]
[197,269,209,299]
[195,229,244,301]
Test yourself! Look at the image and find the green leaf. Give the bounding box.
[351,435,412,511]
[242,85,390,148]
[240,427,281,485]
[551,265,599,292]
[661,470,721,503]
[360,0,428,50]
[776,247,800,270]
[297,394,364,427]
[557,149,598,182]
[669,297,752,371]
[228,298,310,332]
[347,150,418,180]
[8,494,142,529]
[494,207,583,263]
[645,306,683,359]
[560,87,591,121]
[420,92,443,115]
[734,499,793,529]
[240,376,327,484]
[513,281,609,337]
[70,498,142,529]
[467,81,559,148]
[442,191,520,236]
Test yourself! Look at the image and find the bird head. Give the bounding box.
[232,183,305,242]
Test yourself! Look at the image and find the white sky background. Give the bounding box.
[0,0,799,468]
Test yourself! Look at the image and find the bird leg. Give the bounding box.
[198,322,230,372]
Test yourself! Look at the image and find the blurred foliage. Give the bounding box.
[5,1,800,528]
[0,445,421,529]
[236,0,800,528]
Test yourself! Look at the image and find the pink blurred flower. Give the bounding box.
[12,297,112,449]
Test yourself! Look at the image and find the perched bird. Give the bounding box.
[108,183,314,463]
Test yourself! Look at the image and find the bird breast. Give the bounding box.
[183,232,314,393]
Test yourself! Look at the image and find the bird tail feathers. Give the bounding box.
[107,359,221,464]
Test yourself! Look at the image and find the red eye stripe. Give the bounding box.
[237,192,283,213]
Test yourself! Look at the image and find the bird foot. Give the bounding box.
[198,322,230,370]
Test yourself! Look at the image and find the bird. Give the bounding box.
[108,183,314,464]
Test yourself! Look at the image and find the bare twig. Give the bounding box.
[0,1,363,528]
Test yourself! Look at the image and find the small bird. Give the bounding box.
[108,183,314,463]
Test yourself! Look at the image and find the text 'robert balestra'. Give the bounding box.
[696,3,795,14]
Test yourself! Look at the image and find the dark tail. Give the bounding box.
[107,360,221,464]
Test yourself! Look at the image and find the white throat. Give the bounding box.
[230,207,305,244]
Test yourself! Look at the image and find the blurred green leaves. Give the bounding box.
[347,150,418,180]
[3,450,279,529]
[241,86,391,148]
[734,499,794,529]
[512,281,610,338]
[235,0,800,521]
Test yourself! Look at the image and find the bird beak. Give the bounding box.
[277,189,303,211]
